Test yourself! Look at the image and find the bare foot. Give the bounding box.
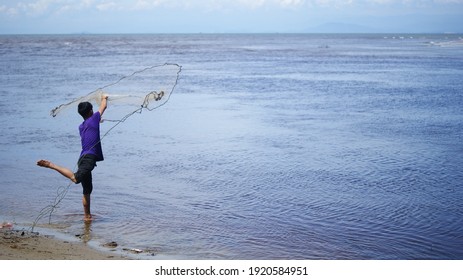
[84,215,93,222]
[37,160,52,168]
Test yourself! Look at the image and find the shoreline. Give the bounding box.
[0,228,128,260]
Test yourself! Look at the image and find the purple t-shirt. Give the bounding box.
[79,111,104,161]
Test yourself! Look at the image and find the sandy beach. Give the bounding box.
[0,228,127,260]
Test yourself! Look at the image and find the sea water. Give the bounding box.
[0,34,462,259]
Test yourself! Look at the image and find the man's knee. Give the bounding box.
[71,174,78,184]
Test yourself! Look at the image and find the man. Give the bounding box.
[37,94,108,221]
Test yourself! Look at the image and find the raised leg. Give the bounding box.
[37,160,77,183]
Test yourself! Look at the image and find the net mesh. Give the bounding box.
[31,63,182,231]
[51,63,182,122]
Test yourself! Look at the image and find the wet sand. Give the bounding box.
[0,229,126,260]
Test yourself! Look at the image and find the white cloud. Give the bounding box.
[134,0,168,10]
[1,0,462,17]
[131,0,302,11]
[361,0,463,4]
[17,0,56,15]
[277,0,305,7]
[0,4,17,16]
[434,0,463,3]
[96,1,117,11]
[303,0,353,9]
[79,0,96,9]
[368,0,395,3]
[238,0,266,8]
[0,0,124,16]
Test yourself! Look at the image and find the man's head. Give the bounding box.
[78,102,93,119]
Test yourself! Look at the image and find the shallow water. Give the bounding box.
[1,34,462,259]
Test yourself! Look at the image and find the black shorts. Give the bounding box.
[74,154,97,195]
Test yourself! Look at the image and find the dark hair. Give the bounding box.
[78,102,93,119]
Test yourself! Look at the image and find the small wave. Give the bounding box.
[427,39,463,47]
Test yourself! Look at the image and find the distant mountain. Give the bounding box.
[304,14,463,34]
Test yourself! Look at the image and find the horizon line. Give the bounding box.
[1,31,462,36]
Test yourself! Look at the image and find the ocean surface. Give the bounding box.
[1,34,462,259]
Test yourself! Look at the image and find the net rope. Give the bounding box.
[30,63,182,232]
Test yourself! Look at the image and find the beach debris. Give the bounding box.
[103,241,118,248]
[123,248,143,254]
[2,230,38,242]
[121,247,158,256]
[0,222,14,230]
[144,248,158,256]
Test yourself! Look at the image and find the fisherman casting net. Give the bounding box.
[31,63,182,231]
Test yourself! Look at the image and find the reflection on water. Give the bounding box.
[78,220,93,244]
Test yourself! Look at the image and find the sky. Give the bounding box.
[0,0,462,34]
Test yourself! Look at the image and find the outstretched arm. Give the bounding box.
[99,94,108,117]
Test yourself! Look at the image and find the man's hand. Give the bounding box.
[99,94,108,116]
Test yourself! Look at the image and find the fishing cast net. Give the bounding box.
[51,63,182,122]
[31,63,182,231]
